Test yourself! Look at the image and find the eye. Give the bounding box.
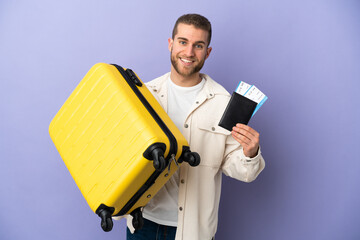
[195,44,204,49]
[179,41,186,45]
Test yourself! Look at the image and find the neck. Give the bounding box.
[170,66,202,87]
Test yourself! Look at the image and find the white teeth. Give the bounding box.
[181,58,193,63]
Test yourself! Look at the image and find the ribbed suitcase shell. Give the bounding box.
[49,63,188,220]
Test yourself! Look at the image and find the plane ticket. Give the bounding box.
[235,81,268,116]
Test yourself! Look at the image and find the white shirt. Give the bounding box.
[142,77,205,226]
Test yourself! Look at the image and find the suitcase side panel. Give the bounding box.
[125,159,180,215]
[49,63,170,212]
[109,67,189,216]
[133,70,189,160]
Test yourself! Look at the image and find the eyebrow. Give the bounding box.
[177,37,206,45]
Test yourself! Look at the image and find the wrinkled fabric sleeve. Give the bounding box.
[220,134,265,182]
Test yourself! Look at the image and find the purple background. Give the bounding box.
[1,0,359,239]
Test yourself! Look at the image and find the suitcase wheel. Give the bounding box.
[131,208,144,230]
[96,206,114,232]
[153,155,166,172]
[101,216,113,232]
[143,143,167,172]
[183,152,201,167]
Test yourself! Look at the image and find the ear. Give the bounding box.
[168,38,173,52]
[205,47,212,60]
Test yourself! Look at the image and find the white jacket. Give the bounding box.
[127,73,265,240]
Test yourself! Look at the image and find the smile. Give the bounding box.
[180,58,195,65]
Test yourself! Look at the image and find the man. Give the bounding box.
[126,14,265,240]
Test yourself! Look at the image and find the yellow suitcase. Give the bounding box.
[49,63,200,231]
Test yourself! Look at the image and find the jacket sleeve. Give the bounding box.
[220,135,265,182]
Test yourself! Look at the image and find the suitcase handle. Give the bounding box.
[125,68,142,87]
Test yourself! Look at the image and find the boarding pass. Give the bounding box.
[235,81,268,116]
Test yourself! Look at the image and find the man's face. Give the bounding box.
[169,23,212,78]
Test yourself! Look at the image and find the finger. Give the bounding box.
[231,130,251,145]
[235,124,259,138]
[232,130,260,156]
[232,126,256,142]
[235,124,259,137]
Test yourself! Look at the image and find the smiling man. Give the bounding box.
[169,22,212,86]
[126,14,265,240]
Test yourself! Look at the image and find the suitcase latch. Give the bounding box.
[168,154,179,173]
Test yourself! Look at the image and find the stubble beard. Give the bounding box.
[170,50,205,78]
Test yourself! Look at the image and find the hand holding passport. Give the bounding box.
[218,81,267,131]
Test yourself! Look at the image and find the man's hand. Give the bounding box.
[231,123,260,158]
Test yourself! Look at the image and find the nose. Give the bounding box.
[184,45,195,57]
